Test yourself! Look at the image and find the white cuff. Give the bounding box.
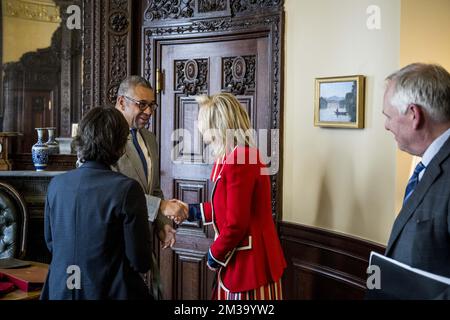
[145,194,161,222]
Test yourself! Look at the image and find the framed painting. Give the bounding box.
[314,75,365,128]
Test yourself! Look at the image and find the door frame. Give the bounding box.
[142,4,284,221]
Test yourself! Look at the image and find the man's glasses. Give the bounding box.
[123,95,158,112]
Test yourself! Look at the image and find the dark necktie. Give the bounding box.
[403,161,426,204]
[130,128,148,179]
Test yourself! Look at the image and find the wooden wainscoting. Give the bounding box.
[279,222,386,300]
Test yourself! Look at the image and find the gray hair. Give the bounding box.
[386,63,450,122]
[117,75,153,97]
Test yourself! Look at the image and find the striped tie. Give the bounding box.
[403,161,426,204]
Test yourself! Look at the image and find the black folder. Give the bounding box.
[366,252,450,300]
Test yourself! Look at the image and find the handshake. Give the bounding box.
[160,199,189,224]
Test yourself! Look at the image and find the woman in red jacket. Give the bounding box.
[182,93,286,300]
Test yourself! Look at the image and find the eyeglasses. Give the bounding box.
[123,95,158,112]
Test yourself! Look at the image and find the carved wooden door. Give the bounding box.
[158,35,270,299]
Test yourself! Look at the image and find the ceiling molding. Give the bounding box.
[2,0,61,23]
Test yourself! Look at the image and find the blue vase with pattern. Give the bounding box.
[31,128,49,171]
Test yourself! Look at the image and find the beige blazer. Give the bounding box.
[112,128,170,232]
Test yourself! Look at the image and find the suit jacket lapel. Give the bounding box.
[385,137,450,255]
[125,136,149,192]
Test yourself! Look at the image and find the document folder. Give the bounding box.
[366,252,450,299]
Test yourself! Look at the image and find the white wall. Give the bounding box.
[283,0,401,244]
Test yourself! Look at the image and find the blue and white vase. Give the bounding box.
[46,127,60,155]
[31,128,49,171]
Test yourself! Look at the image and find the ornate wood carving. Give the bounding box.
[82,0,132,113]
[222,55,256,95]
[144,0,281,21]
[143,7,283,217]
[144,0,194,21]
[198,0,227,12]
[175,59,209,95]
[196,0,230,17]
[144,14,282,124]
[109,11,130,34]
[230,0,281,15]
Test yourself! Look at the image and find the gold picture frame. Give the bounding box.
[314,75,365,128]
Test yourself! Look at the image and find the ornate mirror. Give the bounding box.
[1,0,81,169]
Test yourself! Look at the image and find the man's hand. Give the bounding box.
[172,200,188,224]
[160,199,188,224]
[158,224,176,249]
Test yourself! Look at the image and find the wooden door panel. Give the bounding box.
[174,96,204,163]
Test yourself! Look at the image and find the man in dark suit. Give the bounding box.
[382,63,450,299]
[41,107,153,299]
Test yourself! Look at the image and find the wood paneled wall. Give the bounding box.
[279,222,386,300]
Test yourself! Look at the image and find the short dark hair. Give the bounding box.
[72,107,129,166]
[117,75,153,97]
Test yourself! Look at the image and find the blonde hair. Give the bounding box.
[196,93,255,159]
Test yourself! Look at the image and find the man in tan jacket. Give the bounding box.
[113,75,186,298]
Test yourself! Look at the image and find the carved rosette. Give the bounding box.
[175,59,209,96]
[222,55,256,95]
[108,11,130,35]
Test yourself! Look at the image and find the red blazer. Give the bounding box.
[199,147,286,293]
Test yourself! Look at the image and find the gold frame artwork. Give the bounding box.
[314,75,365,128]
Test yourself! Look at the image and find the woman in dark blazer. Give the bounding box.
[41,107,152,300]
[177,93,286,300]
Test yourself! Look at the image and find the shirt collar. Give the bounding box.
[80,160,111,170]
[421,127,450,167]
